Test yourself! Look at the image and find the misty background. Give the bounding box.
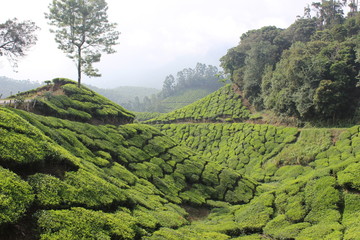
[0,0,313,89]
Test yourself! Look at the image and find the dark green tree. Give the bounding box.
[46,0,119,87]
[312,0,346,29]
[262,40,358,120]
[0,18,39,69]
[220,26,289,109]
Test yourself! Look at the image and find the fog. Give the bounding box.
[0,0,313,89]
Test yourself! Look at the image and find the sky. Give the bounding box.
[0,0,314,89]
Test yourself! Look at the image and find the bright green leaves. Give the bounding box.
[157,123,299,181]
[37,208,137,240]
[270,129,332,166]
[0,167,34,225]
[0,129,49,164]
[34,79,134,124]
[146,84,251,124]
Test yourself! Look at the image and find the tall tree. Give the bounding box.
[312,0,346,28]
[46,0,119,87]
[0,18,39,69]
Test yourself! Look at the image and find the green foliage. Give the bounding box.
[264,215,311,239]
[135,111,163,121]
[157,123,298,181]
[146,85,251,124]
[270,129,332,166]
[46,0,119,84]
[343,193,360,239]
[0,166,34,224]
[37,208,138,239]
[220,26,289,109]
[28,173,68,207]
[147,226,231,240]
[234,193,274,231]
[33,79,135,124]
[220,4,360,122]
[263,40,359,120]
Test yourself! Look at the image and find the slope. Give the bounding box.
[5,78,135,125]
[0,105,257,239]
[151,122,360,239]
[145,84,252,124]
[2,79,360,239]
[86,84,160,109]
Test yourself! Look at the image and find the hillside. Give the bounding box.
[0,105,256,239]
[86,85,160,110]
[153,123,360,239]
[157,88,215,113]
[2,2,360,238]
[131,63,225,113]
[145,84,252,124]
[0,79,360,239]
[5,78,135,125]
[0,76,42,98]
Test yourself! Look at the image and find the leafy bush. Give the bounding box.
[37,207,138,239]
[0,167,34,224]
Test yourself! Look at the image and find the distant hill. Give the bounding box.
[86,85,160,109]
[0,76,42,98]
[131,63,226,113]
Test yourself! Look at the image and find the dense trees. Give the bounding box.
[0,18,39,68]
[220,26,290,109]
[46,0,119,87]
[127,63,224,113]
[221,0,360,121]
[160,63,224,98]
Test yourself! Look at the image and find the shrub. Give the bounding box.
[0,167,34,224]
[36,207,138,239]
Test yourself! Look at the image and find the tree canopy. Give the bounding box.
[221,0,360,121]
[46,0,119,87]
[0,18,39,69]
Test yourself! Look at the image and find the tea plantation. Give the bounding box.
[145,84,252,124]
[12,78,135,125]
[0,80,360,239]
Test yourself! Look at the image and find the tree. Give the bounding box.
[312,0,346,29]
[161,75,175,98]
[46,0,119,87]
[0,18,39,69]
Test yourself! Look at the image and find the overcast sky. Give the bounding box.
[0,0,314,89]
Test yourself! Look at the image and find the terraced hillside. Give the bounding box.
[152,122,360,239]
[1,80,360,239]
[143,83,360,239]
[7,78,135,125]
[145,84,252,124]
[159,88,216,112]
[0,106,258,239]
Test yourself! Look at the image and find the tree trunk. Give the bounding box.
[77,46,82,88]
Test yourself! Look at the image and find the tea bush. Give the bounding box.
[36,207,138,239]
[0,167,34,225]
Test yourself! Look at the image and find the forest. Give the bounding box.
[220,0,360,122]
